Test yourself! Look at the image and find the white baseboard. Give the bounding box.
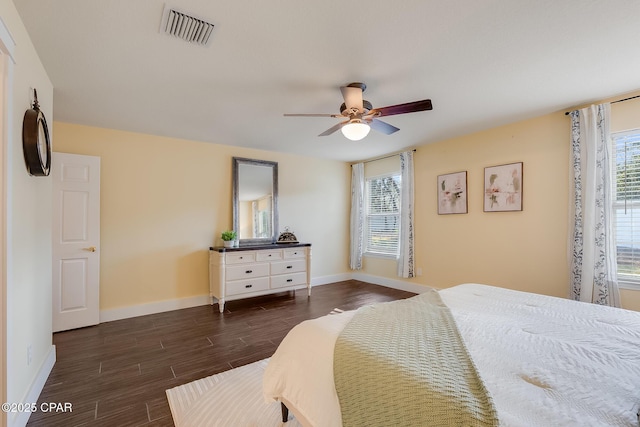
[99,273,429,323]
[100,275,352,322]
[351,272,432,294]
[100,295,211,323]
[311,273,352,287]
[11,345,56,427]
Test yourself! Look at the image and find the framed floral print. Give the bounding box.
[484,162,523,212]
[438,171,468,214]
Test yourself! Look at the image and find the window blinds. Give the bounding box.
[365,175,401,256]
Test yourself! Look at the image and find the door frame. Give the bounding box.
[0,16,16,427]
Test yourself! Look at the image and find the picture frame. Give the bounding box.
[484,162,523,212]
[437,171,468,214]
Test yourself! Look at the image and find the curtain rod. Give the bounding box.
[564,94,640,115]
[354,148,417,165]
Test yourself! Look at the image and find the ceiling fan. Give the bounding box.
[284,82,433,141]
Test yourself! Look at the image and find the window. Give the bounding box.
[364,173,401,257]
[612,130,640,288]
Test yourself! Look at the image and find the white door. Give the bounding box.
[52,152,100,332]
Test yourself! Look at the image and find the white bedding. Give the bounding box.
[263,284,640,426]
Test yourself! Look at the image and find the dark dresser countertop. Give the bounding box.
[209,243,311,252]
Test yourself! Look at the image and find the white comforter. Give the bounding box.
[263,284,640,426]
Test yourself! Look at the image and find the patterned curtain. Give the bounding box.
[569,104,620,307]
[397,151,415,278]
[349,163,365,270]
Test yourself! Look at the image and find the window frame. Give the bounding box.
[363,172,401,259]
[611,129,640,291]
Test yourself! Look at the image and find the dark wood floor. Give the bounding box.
[27,280,414,426]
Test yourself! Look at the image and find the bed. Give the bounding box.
[263,284,640,426]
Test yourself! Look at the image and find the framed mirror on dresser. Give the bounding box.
[232,157,278,245]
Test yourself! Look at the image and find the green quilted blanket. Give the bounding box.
[333,289,499,427]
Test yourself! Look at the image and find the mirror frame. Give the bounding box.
[232,157,279,245]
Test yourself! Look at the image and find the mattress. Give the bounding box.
[263,284,640,426]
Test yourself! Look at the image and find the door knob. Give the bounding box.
[83,246,97,252]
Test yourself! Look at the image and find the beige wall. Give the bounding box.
[419,113,570,297]
[362,112,570,298]
[359,95,640,311]
[53,122,351,311]
[1,0,54,423]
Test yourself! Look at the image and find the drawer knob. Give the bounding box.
[245,284,253,288]
[246,270,253,274]
[286,265,293,269]
[287,279,293,282]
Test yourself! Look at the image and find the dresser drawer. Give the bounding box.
[256,250,283,262]
[226,276,270,296]
[283,248,306,259]
[226,262,269,281]
[271,259,306,275]
[271,272,307,289]
[226,252,256,264]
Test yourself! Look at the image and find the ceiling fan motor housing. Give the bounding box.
[340,99,372,115]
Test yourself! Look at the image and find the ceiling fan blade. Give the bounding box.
[284,113,342,118]
[369,99,432,117]
[340,85,364,112]
[318,121,348,136]
[368,118,400,135]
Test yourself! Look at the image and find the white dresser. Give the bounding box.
[209,244,311,313]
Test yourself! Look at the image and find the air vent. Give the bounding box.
[160,6,214,46]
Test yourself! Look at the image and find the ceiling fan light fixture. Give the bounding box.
[341,121,370,141]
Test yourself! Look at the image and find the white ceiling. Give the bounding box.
[13,0,640,162]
